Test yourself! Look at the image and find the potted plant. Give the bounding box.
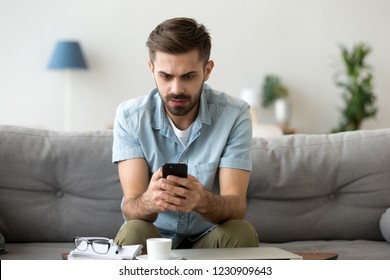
[261,75,290,127]
[332,42,377,133]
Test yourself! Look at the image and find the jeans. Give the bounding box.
[114,219,259,253]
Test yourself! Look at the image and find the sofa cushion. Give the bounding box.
[379,208,390,242]
[0,125,124,242]
[0,232,6,255]
[246,129,390,242]
[0,243,74,260]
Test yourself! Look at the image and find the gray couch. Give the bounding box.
[1,125,390,260]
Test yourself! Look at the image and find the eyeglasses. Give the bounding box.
[74,237,112,254]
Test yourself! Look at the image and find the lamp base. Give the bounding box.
[64,70,72,131]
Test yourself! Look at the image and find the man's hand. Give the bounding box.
[123,166,205,215]
[159,174,205,212]
[159,168,249,224]
[119,159,249,225]
[138,167,197,213]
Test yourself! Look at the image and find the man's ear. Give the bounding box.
[148,61,154,73]
[204,60,214,81]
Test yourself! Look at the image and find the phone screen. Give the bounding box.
[162,163,188,178]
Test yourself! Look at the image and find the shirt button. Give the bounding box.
[56,191,64,198]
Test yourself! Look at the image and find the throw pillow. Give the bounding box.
[380,208,390,242]
[0,232,6,254]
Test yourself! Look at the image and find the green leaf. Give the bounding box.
[261,75,289,108]
[332,42,377,133]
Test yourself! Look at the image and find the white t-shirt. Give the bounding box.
[168,117,194,147]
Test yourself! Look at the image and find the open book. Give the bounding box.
[68,242,143,260]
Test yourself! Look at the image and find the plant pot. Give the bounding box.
[275,98,291,127]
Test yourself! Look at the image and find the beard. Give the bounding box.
[159,83,204,117]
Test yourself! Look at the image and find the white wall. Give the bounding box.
[1,0,389,133]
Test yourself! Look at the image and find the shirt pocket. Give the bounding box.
[194,161,219,190]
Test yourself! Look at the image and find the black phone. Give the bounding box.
[162,163,188,179]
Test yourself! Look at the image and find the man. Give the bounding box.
[113,17,259,250]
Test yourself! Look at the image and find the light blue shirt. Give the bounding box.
[112,84,252,248]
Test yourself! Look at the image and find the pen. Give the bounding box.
[115,245,122,254]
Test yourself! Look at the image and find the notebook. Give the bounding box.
[68,244,143,260]
[172,247,302,260]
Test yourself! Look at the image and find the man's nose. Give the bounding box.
[171,79,184,94]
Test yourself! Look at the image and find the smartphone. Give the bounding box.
[162,163,188,179]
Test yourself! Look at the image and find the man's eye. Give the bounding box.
[160,74,171,80]
[183,74,195,80]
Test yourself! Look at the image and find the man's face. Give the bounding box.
[148,49,214,119]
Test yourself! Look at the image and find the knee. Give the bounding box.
[114,220,160,247]
[220,220,260,247]
[120,220,156,233]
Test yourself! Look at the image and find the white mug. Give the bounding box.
[146,238,172,260]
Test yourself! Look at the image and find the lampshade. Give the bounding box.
[48,41,88,70]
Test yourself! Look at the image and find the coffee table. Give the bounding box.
[172,247,303,260]
[62,250,338,260]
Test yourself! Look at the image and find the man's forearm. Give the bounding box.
[195,189,246,224]
[122,196,158,223]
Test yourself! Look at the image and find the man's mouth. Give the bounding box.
[170,99,187,106]
[167,95,189,106]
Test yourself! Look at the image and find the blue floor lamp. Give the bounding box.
[48,41,88,130]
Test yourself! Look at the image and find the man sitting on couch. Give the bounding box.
[112,17,259,250]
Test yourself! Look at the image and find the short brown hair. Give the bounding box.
[146,17,211,65]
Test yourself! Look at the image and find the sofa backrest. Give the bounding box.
[246,129,390,242]
[2,125,390,243]
[0,125,123,242]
